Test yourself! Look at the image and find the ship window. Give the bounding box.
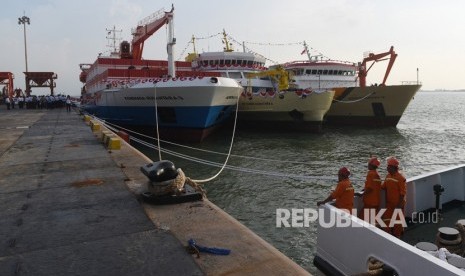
[305,69,311,75]
[209,60,215,66]
[202,61,208,66]
[225,60,231,65]
[220,60,225,66]
[247,60,253,66]
[236,59,242,65]
[328,70,333,75]
[317,70,323,75]
[231,60,236,65]
[311,69,317,75]
[337,70,343,75]
[322,70,328,75]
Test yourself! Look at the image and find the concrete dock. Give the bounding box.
[0,107,310,275]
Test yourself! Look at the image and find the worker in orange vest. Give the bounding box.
[381,157,407,238]
[317,167,354,213]
[359,157,382,223]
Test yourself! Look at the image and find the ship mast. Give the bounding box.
[166,5,176,77]
[302,41,322,62]
[222,29,233,52]
[106,26,122,55]
[303,41,312,61]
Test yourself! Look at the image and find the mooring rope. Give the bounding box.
[130,135,335,181]
[89,114,465,184]
[191,89,241,183]
[100,117,316,167]
[150,79,241,183]
[90,115,335,182]
[153,82,162,161]
[332,91,375,103]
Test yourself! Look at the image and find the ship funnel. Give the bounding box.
[120,41,132,59]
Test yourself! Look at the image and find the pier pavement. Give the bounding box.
[0,107,310,275]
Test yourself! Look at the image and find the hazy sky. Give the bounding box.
[2,0,464,96]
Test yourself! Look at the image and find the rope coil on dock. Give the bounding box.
[145,167,206,199]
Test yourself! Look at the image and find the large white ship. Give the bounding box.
[281,43,421,127]
[79,7,242,142]
[188,31,335,132]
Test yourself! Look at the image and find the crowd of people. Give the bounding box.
[2,94,74,111]
[317,156,407,239]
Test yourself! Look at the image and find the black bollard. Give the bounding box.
[433,184,445,212]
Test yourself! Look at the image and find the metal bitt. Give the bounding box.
[433,184,445,213]
[140,160,178,182]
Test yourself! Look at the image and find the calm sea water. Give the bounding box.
[136,91,465,274]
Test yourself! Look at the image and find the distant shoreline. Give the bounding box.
[420,90,465,92]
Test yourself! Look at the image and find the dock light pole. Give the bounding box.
[18,14,30,73]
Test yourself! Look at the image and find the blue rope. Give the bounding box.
[188,239,231,255]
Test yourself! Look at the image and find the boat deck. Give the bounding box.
[404,200,465,247]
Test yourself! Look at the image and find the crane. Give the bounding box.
[358,46,397,88]
[130,5,174,60]
[0,72,14,98]
[246,66,291,92]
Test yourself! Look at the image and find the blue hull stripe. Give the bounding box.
[83,105,235,129]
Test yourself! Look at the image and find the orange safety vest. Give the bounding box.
[363,170,382,208]
[382,172,406,208]
[331,178,354,211]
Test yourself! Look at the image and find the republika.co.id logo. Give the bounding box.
[276,208,412,228]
